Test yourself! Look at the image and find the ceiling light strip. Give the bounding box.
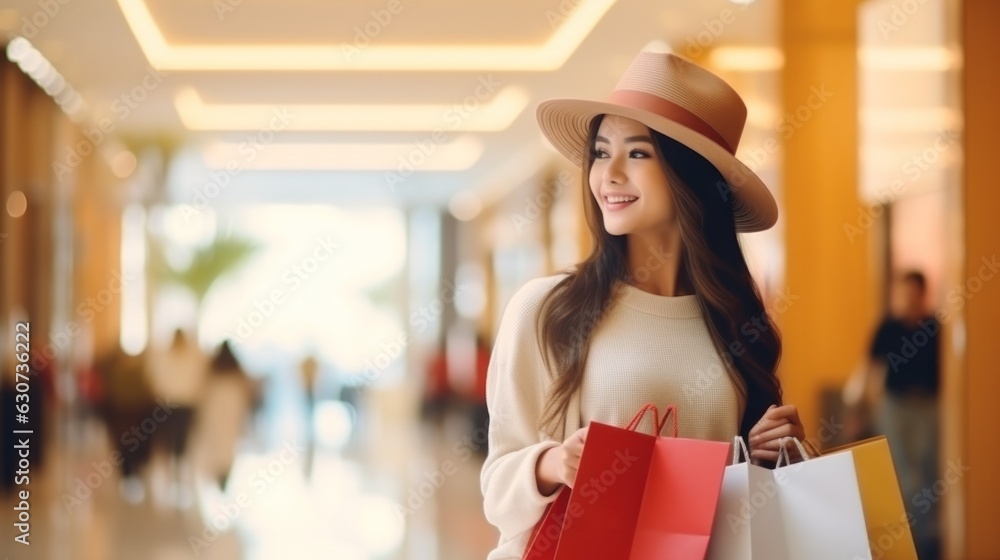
[174,86,530,131]
[116,0,617,71]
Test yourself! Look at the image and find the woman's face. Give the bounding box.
[588,115,675,237]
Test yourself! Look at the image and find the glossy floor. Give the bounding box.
[1,389,497,560]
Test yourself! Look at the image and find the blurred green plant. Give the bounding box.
[363,275,398,310]
[148,234,259,306]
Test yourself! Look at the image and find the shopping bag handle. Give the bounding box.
[659,404,679,438]
[731,436,751,465]
[625,404,660,433]
[803,439,821,457]
[775,436,812,468]
[623,404,679,438]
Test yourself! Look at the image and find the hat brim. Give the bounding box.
[536,98,778,233]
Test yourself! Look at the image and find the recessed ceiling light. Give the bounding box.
[202,136,485,171]
[859,46,962,71]
[861,107,961,131]
[709,47,784,72]
[174,86,530,132]
[116,0,618,71]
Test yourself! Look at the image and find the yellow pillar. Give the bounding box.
[961,1,1000,557]
[780,1,875,436]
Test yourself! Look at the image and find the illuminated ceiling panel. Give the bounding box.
[117,0,618,71]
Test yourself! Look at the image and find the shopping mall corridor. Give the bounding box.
[3,0,1000,557]
[1,365,496,560]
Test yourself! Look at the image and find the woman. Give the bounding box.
[480,51,806,559]
[190,340,256,491]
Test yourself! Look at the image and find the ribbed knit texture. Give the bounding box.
[481,274,745,560]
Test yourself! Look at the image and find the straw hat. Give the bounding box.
[536,51,777,232]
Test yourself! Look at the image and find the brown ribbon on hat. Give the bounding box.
[608,89,735,155]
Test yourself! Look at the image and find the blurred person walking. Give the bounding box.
[299,354,319,479]
[420,340,451,427]
[145,328,209,508]
[94,346,156,503]
[469,334,491,457]
[190,340,256,491]
[856,271,941,559]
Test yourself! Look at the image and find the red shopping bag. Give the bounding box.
[523,404,731,560]
[522,486,571,560]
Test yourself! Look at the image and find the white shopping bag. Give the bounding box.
[706,437,789,560]
[773,438,871,560]
[707,437,871,560]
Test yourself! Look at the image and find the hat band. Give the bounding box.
[608,89,735,154]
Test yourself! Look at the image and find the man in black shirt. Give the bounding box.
[868,271,940,560]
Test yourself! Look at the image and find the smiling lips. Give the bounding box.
[603,193,638,211]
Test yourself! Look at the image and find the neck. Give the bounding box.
[901,307,926,324]
[625,230,691,297]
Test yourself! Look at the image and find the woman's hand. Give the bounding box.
[536,426,589,495]
[748,404,806,466]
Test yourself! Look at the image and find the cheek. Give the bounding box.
[636,172,675,222]
[588,168,602,198]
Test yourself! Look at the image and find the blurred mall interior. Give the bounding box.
[0,0,998,559]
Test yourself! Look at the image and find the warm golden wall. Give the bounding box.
[961,1,1000,557]
[779,0,879,436]
[1,54,122,378]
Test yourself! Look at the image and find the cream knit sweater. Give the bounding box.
[480,274,746,559]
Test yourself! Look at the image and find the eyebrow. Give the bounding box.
[593,135,655,144]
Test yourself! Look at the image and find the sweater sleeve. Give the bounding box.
[480,276,565,550]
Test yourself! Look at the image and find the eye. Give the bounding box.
[629,149,651,159]
[590,147,609,159]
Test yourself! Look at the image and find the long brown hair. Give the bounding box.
[537,115,782,443]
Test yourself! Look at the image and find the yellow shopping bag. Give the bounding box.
[823,436,917,560]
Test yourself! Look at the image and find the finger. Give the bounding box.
[750,417,791,438]
[750,448,780,463]
[764,405,802,425]
[752,424,798,447]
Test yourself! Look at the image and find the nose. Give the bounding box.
[603,153,626,185]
